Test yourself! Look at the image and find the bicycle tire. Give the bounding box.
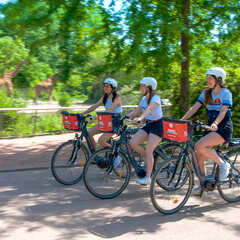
[218,149,240,202]
[153,142,184,171]
[51,140,89,185]
[83,147,131,199]
[150,157,193,214]
[160,142,183,157]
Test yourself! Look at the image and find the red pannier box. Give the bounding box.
[97,112,121,133]
[161,117,192,143]
[61,111,82,131]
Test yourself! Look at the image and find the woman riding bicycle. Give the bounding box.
[83,78,122,149]
[181,67,233,193]
[127,77,163,185]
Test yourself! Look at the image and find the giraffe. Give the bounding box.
[0,60,26,97]
[34,71,62,103]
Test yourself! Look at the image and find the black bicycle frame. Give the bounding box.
[178,141,218,186]
[66,119,96,166]
[81,124,95,154]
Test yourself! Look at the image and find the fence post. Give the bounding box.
[33,110,37,135]
[0,114,4,136]
[0,105,148,138]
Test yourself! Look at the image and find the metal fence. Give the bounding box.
[0,105,170,138]
[0,105,170,173]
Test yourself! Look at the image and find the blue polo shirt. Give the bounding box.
[197,88,232,118]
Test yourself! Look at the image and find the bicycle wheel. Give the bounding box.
[154,142,183,170]
[120,143,144,167]
[51,140,89,185]
[161,142,183,156]
[218,150,240,202]
[83,147,131,199]
[150,157,193,214]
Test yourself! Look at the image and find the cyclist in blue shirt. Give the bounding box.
[182,67,233,194]
[127,77,163,185]
[83,78,122,149]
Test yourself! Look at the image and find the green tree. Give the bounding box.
[0,36,29,74]
[102,0,240,114]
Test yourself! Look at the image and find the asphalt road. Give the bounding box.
[0,134,240,240]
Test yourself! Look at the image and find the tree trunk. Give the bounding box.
[180,0,190,115]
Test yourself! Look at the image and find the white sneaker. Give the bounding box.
[136,176,151,185]
[114,155,122,168]
[191,185,202,196]
[219,161,231,181]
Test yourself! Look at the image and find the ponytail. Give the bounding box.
[112,89,117,103]
[147,86,154,104]
[204,88,213,105]
[102,93,108,105]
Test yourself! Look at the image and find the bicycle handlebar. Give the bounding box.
[121,115,143,124]
[193,121,211,131]
[61,111,93,121]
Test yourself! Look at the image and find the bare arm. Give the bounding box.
[106,95,122,112]
[139,102,159,121]
[209,105,230,131]
[82,97,103,114]
[212,105,229,127]
[126,105,142,119]
[181,102,202,120]
[132,102,159,122]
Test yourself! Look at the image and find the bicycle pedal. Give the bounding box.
[136,168,146,178]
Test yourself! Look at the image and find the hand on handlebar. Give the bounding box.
[131,117,142,124]
[122,115,141,123]
[209,122,218,131]
[194,121,211,131]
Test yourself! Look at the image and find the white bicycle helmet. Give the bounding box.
[103,78,117,88]
[140,77,157,90]
[206,67,226,84]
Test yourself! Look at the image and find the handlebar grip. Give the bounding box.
[194,122,211,130]
[61,111,69,115]
[202,124,211,130]
[86,114,93,120]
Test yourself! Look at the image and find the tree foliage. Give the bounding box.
[0,0,240,137]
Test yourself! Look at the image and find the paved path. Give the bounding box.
[0,170,240,240]
[0,134,240,239]
[0,133,75,169]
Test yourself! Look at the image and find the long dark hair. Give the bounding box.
[147,86,155,104]
[102,88,118,105]
[204,75,225,105]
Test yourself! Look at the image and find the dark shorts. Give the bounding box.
[205,117,233,142]
[142,119,162,138]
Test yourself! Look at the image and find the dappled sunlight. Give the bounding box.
[0,170,240,239]
[0,133,74,169]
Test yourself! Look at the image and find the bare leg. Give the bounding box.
[6,82,13,98]
[145,134,162,177]
[195,132,225,175]
[98,133,114,147]
[88,125,101,150]
[129,129,148,157]
[49,89,53,103]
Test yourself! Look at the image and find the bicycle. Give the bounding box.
[51,111,95,185]
[83,116,173,199]
[150,117,240,214]
[51,111,142,185]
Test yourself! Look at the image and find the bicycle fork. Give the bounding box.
[168,154,187,188]
[67,139,84,167]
